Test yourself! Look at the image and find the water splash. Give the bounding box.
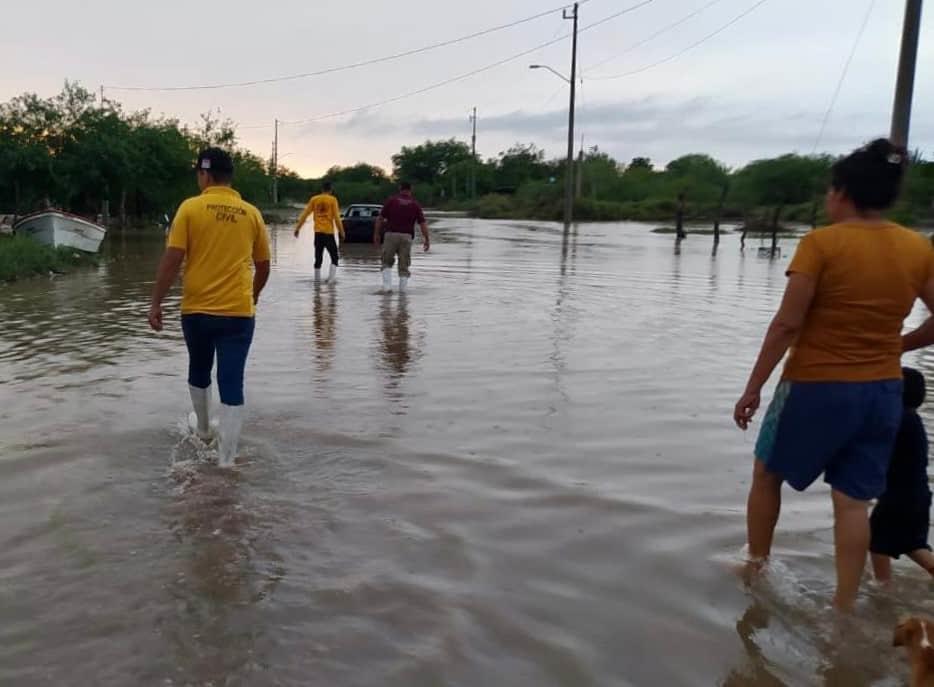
[168,417,221,493]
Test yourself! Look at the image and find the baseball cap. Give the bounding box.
[194,147,234,174]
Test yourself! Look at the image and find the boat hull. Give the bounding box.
[14,212,107,253]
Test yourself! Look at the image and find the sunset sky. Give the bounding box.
[3,0,932,176]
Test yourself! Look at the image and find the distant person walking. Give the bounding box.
[734,139,934,610]
[149,148,271,467]
[295,181,345,283]
[374,181,430,292]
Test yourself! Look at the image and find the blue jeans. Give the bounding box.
[181,314,255,406]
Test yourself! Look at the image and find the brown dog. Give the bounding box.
[895,617,934,686]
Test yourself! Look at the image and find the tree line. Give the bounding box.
[2,84,933,228]
[387,139,934,227]
[0,83,284,222]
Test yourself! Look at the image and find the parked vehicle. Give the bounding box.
[342,204,383,243]
[13,210,107,253]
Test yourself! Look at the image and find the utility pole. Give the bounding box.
[891,0,924,148]
[272,118,279,206]
[100,85,105,108]
[563,2,579,226]
[470,107,478,198]
[576,132,584,200]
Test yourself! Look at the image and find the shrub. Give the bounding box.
[0,236,98,282]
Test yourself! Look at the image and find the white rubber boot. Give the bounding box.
[217,403,244,468]
[381,269,392,292]
[187,385,215,442]
[314,268,322,282]
[328,264,338,283]
[399,276,409,293]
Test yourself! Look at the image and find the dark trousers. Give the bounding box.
[314,233,339,269]
[181,314,255,406]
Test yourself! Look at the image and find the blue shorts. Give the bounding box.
[181,314,255,406]
[755,380,902,501]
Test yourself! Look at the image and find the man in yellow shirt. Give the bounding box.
[148,148,271,467]
[294,181,345,283]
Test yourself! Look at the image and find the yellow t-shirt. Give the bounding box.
[167,186,271,317]
[297,193,344,235]
[783,221,934,382]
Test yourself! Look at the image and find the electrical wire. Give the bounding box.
[105,1,597,92]
[587,0,771,81]
[584,0,727,74]
[281,0,655,126]
[811,0,876,153]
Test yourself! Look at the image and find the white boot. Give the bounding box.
[314,268,322,282]
[217,403,244,468]
[188,385,215,442]
[399,276,409,292]
[328,264,338,283]
[381,269,392,292]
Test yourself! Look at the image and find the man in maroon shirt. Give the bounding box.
[374,181,430,292]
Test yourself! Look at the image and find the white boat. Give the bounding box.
[13,210,107,253]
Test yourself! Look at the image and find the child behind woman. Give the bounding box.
[871,367,934,581]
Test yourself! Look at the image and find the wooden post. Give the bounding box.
[675,192,687,240]
[713,184,728,246]
[770,205,783,256]
[119,189,127,228]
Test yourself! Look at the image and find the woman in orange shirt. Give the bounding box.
[735,139,934,610]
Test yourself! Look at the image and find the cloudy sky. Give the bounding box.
[2,0,932,176]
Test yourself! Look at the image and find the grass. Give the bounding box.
[0,235,99,282]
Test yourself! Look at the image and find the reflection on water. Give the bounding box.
[378,294,413,380]
[2,220,933,685]
[312,286,338,376]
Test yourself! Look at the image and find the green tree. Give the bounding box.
[732,154,831,210]
[628,157,653,171]
[493,143,552,192]
[662,154,730,205]
[579,147,622,200]
[732,154,832,248]
[392,139,472,186]
[893,154,934,225]
[0,92,60,211]
[324,163,388,185]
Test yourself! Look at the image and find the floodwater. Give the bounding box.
[2,217,934,686]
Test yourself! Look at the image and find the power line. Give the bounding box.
[105,1,596,92]
[281,0,655,127]
[811,0,876,153]
[585,0,727,75]
[540,81,568,109]
[588,0,771,81]
[580,0,655,32]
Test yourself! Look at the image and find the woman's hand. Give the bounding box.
[148,303,164,332]
[734,389,761,430]
[733,272,816,431]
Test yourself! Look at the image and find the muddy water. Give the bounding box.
[1,219,933,686]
